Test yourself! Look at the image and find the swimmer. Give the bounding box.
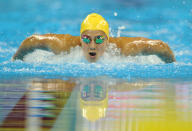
[13,13,176,63]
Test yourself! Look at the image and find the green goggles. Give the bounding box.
[81,35,106,44]
[81,85,105,100]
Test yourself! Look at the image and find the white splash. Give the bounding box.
[117,26,126,37]
[23,46,85,64]
[99,43,164,64]
[23,43,164,65]
[114,12,118,16]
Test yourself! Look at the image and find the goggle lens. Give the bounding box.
[82,35,105,44]
[83,38,91,44]
[95,38,103,44]
[95,36,105,44]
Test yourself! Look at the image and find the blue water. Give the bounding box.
[0,1,192,130]
[0,0,192,79]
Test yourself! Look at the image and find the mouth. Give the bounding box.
[89,52,96,58]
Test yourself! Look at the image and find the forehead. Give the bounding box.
[81,30,107,37]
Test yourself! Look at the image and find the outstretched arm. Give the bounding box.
[109,37,176,63]
[12,34,80,60]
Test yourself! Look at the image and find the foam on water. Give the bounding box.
[23,46,85,64]
[23,43,164,65]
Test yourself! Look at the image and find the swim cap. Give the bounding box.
[80,13,109,39]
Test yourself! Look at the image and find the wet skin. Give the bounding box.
[12,31,176,63]
[80,30,108,62]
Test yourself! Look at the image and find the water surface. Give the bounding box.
[0,0,192,130]
[0,77,192,131]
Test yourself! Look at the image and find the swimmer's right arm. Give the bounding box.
[12,34,80,60]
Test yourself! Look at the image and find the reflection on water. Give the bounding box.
[0,78,192,131]
[80,79,108,122]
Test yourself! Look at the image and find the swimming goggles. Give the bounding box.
[81,85,105,100]
[81,35,106,44]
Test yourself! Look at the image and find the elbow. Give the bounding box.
[163,57,176,63]
[155,41,176,63]
[12,50,26,61]
[157,52,176,63]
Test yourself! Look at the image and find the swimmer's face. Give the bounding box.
[80,30,108,62]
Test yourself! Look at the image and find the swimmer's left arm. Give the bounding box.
[110,37,176,63]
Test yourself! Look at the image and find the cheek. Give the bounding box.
[97,44,106,54]
[99,42,107,51]
[82,43,89,50]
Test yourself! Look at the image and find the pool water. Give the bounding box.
[0,0,192,79]
[0,0,192,130]
[0,77,192,131]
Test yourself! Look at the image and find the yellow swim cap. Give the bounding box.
[80,99,108,122]
[80,13,109,38]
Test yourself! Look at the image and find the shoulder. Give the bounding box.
[109,37,151,48]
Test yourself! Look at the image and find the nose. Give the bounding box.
[89,41,96,50]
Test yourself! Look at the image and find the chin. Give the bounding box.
[88,58,97,63]
[87,56,98,63]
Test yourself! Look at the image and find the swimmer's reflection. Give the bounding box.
[2,79,192,131]
[78,78,147,122]
[79,81,108,122]
[27,78,148,124]
[0,78,151,131]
